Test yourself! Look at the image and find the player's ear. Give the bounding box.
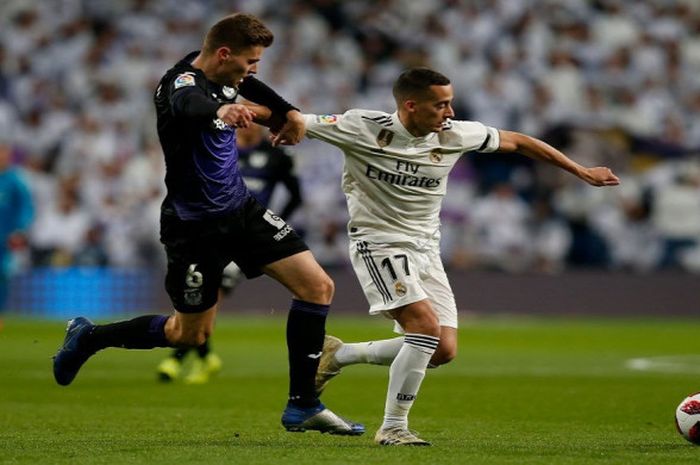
[216,47,231,63]
[403,99,417,113]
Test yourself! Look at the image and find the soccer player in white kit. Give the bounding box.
[302,68,620,445]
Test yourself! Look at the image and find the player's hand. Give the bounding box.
[581,167,620,187]
[270,110,305,146]
[216,104,256,128]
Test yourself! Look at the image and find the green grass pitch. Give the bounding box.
[2,314,700,464]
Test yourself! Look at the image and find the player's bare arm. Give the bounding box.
[238,101,289,132]
[270,110,306,146]
[216,103,256,128]
[497,130,620,187]
[238,102,303,145]
[240,101,272,123]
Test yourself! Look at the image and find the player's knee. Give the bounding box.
[301,274,334,303]
[323,275,335,302]
[318,274,335,301]
[420,311,441,336]
[407,312,440,337]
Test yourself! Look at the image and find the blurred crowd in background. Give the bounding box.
[1,0,700,276]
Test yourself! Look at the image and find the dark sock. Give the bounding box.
[286,299,328,408]
[85,315,171,352]
[172,347,189,360]
[196,339,210,358]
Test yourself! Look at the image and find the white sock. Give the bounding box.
[335,337,404,366]
[381,333,439,430]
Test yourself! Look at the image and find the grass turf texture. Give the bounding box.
[1,315,699,464]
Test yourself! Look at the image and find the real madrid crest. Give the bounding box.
[394,281,407,297]
[429,149,443,163]
[377,129,394,148]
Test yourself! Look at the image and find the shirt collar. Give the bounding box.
[390,112,434,142]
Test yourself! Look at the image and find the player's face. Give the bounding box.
[217,45,264,87]
[410,84,455,135]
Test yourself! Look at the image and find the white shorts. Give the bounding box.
[349,239,458,329]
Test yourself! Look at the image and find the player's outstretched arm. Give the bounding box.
[235,102,305,147]
[216,103,256,128]
[240,102,272,124]
[238,77,303,146]
[270,110,306,146]
[497,130,620,187]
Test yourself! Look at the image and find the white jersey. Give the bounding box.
[304,110,500,245]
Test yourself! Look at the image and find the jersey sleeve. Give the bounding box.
[238,76,297,117]
[169,72,220,120]
[450,120,500,153]
[302,112,358,148]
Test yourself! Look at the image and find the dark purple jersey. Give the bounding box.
[154,52,297,220]
[238,140,301,219]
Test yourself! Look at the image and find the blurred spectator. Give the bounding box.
[0,142,33,317]
[0,0,699,273]
[470,183,532,273]
[30,177,90,266]
[530,195,572,274]
[650,161,700,269]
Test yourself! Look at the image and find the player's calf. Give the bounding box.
[430,344,457,366]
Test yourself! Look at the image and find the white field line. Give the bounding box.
[626,355,700,374]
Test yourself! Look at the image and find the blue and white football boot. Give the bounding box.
[53,317,96,386]
[282,402,365,435]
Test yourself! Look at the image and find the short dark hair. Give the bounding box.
[392,68,451,103]
[202,13,274,54]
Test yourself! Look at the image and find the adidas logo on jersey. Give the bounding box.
[273,225,293,241]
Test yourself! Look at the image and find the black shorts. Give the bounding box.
[160,196,308,313]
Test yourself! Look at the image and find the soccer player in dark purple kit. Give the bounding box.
[52,13,363,435]
[155,123,303,384]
